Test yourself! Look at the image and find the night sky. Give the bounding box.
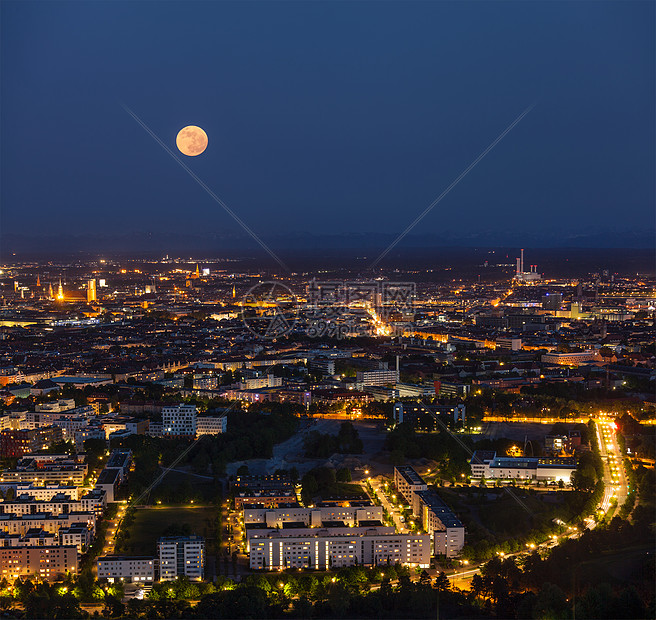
[1,1,654,246]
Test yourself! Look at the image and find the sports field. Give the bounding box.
[118,505,216,556]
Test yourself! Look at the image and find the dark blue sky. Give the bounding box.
[1,1,654,244]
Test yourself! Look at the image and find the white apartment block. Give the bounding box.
[0,493,83,517]
[162,404,197,437]
[243,505,383,529]
[10,485,80,501]
[158,536,204,581]
[58,524,92,553]
[393,468,466,559]
[196,416,227,437]
[239,375,283,390]
[97,556,155,583]
[0,512,97,537]
[541,350,600,366]
[355,369,399,387]
[248,528,430,570]
[394,466,428,514]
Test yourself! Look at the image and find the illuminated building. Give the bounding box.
[417,490,465,558]
[195,415,227,436]
[0,544,78,580]
[97,556,155,583]
[162,403,197,437]
[0,427,63,458]
[158,536,204,581]
[87,279,97,303]
[513,248,542,283]
[248,527,430,570]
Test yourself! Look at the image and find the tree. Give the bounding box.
[532,582,569,620]
[336,467,352,482]
[434,571,450,591]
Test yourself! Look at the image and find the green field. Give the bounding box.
[117,506,217,556]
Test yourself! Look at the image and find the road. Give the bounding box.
[99,503,127,557]
[365,477,408,533]
[595,417,628,515]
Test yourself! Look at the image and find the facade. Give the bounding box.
[58,523,92,552]
[469,451,577,483]
[104,450,132,482]
[234,489,297,509]
[541,350,601,366]
[0,512,96,536]
[0,427,64,458]
[394,466,428,514]
[195,416,227,437]
[0,492,84,516]
[0,544,78,580]
[95,468,121,503]
[162,404,197,437]
[97,555,155,583]
[0,465,87,486]
[355,369,399,388]
[243,503,383,529]
[416,490,465,558]
[158,536,204,581]
[496,337,523,351]
[248,527,430,570]
[392,402,465,431]
[10,485,80,501]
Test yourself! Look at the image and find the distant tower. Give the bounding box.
[57,279,64,301]
[36,274,41,288]
[48,283,54,299]
[232,285,236,299]
[87,279,97,303]
[192,264,200,279]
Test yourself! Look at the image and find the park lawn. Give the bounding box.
[120,506,216,556]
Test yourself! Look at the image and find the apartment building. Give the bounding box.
[158,536,204,581]
[196,416,227,436]
[97,555,155,583]
[0,427,64,458]
[243,503,383,529]
[0,545,78,580]
[394,466,428,513]
[162,404,197,437]
[0,512,97,537]
[248,526,430,570]
[416,490,465,558]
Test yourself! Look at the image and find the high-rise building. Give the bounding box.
[87,279,97,303]
[162,404,197,437]
[158,536,204,581]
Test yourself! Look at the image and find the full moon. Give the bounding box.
[176,125,208,156]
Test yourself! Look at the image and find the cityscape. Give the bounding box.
[1,1,654,619]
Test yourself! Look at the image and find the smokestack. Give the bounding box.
[520,248,524,274]
[516,258,521,275]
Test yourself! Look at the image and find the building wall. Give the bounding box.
[0,545,78,580]
[158,537,205,581]
[97,556,155,583]
[162,404,197,437]
[196,416,227,436]
[249,532,430,570]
